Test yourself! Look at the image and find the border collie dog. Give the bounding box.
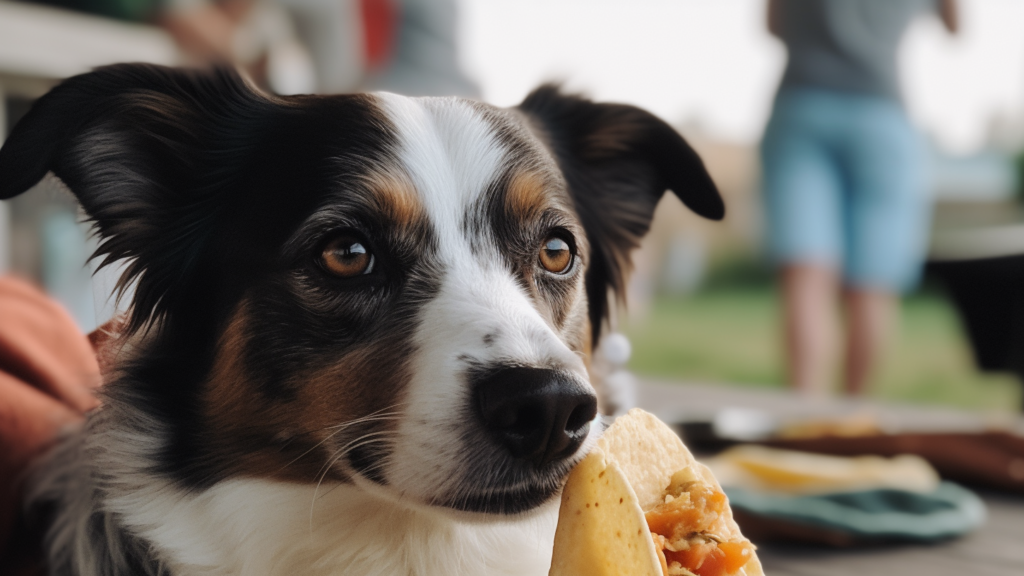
[0,64,721,576]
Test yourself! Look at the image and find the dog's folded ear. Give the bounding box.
[0,64,267,333]
[517,85,723,344]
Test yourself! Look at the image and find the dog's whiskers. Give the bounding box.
[276,405,403,473]
[323,402,409,430]
[308,430,397,531]
[310,429,394,492]
[305,421,398,487]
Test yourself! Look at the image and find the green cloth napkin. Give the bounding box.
[726,481,986,543]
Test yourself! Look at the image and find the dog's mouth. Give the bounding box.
[344,455,570,516]
[344,443,586,516]
[429,449,588,515]
[433,480,562,515]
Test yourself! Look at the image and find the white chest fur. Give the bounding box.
[108,477,558,576]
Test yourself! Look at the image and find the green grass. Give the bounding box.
[624,287,1023,411]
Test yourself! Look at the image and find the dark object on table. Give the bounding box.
[676,421,735,454]
[728,482,986,547]
[926,255,1024,409]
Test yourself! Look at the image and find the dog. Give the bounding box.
[0,64,722,576]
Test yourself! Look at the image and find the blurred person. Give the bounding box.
[160,0,478,96]
[25,0,477,97]
[157,0,373,94]
[159,0,367,94]
[362,0,479,97]
[763,0,958,396]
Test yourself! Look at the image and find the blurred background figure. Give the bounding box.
[762,0,958,397]
[161,0,478,97]
[3,0,1024,407]
[23,0,479,97]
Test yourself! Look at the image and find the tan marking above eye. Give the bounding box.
[506,171,548,220]
[322,235,374,277]
[368,171,422,227]
[539,236,573,274]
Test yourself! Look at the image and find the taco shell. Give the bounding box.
[549,409,764,576]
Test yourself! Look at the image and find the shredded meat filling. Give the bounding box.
[644,469,754,576]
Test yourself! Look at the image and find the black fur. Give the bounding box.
[0,64,402,487]
[518,85,723,345]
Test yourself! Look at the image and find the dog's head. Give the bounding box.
[0,65,721,516]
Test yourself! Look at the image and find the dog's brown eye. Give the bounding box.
[539,236,573,274]
[321,236,374,277]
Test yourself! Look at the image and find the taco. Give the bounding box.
[549,409,763,576]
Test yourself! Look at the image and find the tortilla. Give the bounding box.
[547,449,663,575]
[550,409,764,576]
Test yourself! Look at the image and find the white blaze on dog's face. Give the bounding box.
[0,65,723,518]
[370,94,594,512]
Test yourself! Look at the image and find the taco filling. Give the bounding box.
[645,468,755,576]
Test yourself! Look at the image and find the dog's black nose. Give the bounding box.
[474,366,597,467]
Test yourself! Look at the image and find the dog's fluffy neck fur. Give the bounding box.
[31,392,557,576]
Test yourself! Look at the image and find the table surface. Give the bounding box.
[634,379,1024,576]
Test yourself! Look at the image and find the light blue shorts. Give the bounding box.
[761,88,931,292]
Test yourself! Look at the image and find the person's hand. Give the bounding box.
[0,277,101,555]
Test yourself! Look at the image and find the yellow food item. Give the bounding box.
[548,451,662,576]
[776,412,881,439]
[705,445,940,495]
[549,409,763,576]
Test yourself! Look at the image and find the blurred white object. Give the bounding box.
[600,331,632,367]
[712,407,778,441]
[600,370,637,419]
[266,39,316,96]
[594,332,636,417]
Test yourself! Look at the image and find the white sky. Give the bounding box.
[459,0,1024,154]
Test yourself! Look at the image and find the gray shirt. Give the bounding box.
[776,0,939,101]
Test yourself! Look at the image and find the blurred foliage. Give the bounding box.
[626,270,1022,411]
[699,253,775,291]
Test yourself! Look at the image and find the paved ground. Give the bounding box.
[634,379,1024,576]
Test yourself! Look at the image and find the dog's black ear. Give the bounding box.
[0,64,268,333]
[517,85,723,345]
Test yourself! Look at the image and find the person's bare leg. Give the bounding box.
[781,264,839,396]
[842,288,896,396]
